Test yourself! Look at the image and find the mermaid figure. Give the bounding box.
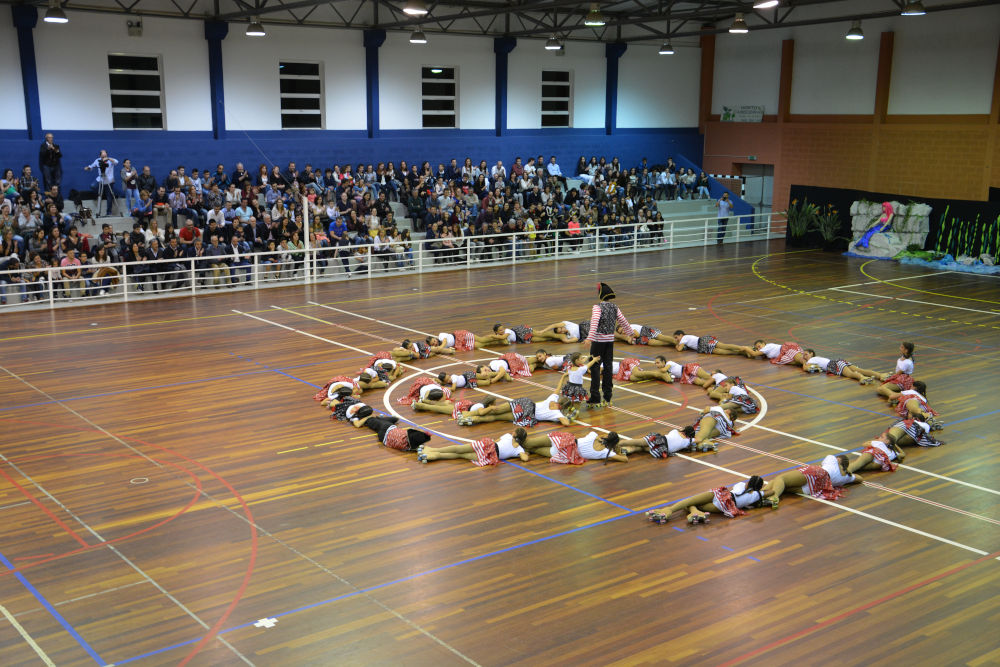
[856,201,894,249]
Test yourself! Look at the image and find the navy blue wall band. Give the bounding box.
[493,37,516,137]
[204,20,229,141]
[11,5,42,141]
[604,42,627,136]
[363,29,386,139]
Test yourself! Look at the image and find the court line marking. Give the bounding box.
[736,270,955,304]
[15,579,149,618]
[1,603,56,667]
[830,287,1000,316]
[860,260,1000,305]
[0,248,812,344]
[266,306,999,536]
[750,256,1000,330]
[0,365,255,667]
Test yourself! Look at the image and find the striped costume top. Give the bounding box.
[586,301,631,343]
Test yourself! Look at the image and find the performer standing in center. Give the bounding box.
[585,282,633,408]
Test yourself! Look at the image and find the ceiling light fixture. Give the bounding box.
[658,41,675,55]
[845,20,864,40]
[753,1,779,8]
[901,1,926,16]
[584,3,605,27]
[43,0,68,23]
[409,29,427,44]
[729,13,749,34]
[545,35,562,50]
[246,17,265,37]
[403,0,428,16]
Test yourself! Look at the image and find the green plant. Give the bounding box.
[784,197,819,238]
[814,204,847,244]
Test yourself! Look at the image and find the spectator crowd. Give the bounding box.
[1,138,717,304]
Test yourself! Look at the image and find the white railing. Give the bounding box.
[0,212,780,310]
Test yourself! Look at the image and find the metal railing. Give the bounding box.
[0,212,781,310]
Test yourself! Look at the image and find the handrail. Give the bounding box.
[0,213,780,310]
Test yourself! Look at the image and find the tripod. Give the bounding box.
[95,178,120,218]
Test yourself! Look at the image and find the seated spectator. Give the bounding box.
[0,254,27,304]
[59,246,84,298]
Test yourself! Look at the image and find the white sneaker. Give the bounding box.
[99,289,108,296]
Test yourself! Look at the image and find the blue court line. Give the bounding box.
[943,409,1000,426]
[0,357,367,413]
[503,462,633,511]
[748,382,889,417]
[0,550,105,665]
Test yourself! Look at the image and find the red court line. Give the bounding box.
[0,464,90,548]
[717,547,1000,667]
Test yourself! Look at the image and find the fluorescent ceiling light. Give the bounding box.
[729,13,749,34]
[753,1,779,8]
[403,0,428,16]
[246,17,265,37]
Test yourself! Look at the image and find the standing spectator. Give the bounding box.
[137,165,157,195]
[716,192,733,245]
[38,133,62,190]
[120,159,139,214]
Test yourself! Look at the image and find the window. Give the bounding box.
[421,67,456,128]
[108,54,164,129]
[279,61,323,129]
[541,70,571,127]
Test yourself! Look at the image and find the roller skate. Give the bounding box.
[928,417,944,431]
[859,376,875,385]
[698,441,718,452]
[805,366,821,374]
[687,513,709,524]
[457,416,473,426]
[564,405,580,421]
[645,510,669,524]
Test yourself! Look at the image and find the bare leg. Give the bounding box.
[423,450,477,461]
[694,420,720,449]
[491,366,510,382]
[520,433,556,451]
[412,401,454,414]
[847,452,875,474]
[877,383,899,398]
[615,436,650,455]
[655,491,715,521]
[359,379,387,391]
[763,470,807,506]
[630,369,674,383]
[707,386,727,400]
[391,349,413,362]
[712,342,745,355]
[425,444,473,454]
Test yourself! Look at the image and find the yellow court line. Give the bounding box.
[750,255,1000,331]
[859,260,1000,306]
[1,248,811,343]
[314,440,342,448]
[277,446,310,454]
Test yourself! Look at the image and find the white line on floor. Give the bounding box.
[830,287,1000,316]
[1,603,56,667]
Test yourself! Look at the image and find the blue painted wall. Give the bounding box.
[0,127,704,194]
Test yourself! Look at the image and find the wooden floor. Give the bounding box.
[0,239,998,666]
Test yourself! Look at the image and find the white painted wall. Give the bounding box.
[789,21,878,115]
[33,13,212,130]
[0,19,26,129]
[379,32,494,130]
[888,6,1000,115]
[223,25,365,131]
[508,39,606,129]
[617,42,700,127]
[712,33,781,115]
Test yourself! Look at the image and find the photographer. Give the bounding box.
[38,133,63,190]
[84,150,118,216]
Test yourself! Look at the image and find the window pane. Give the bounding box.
[279,62,319,76]
[280,97,321,111]
[281,113,322,129]
[421,82,455,97]
[111,94,161,110]
[541,113,569,127]
[422,67,455,79]
[109,73,161,92]
[280,78,322,94]
[423,114,455,128]
[108,55,159,71]
[422,99,455,112]
[542,71,569,82]
[541,100,569,112]
[542,84,570,98]
[113,112,163,129]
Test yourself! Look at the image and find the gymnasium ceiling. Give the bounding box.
[9,0,1000,44]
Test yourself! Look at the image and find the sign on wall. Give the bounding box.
[721,105,764,122]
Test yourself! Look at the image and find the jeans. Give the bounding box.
[717,217,729,243]
[125,188,139,214]
[41,164,62,190]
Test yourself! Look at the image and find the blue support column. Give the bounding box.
[363,29,386,139]
[493,37,516,137]
[204,20,229,140]
[604,41,627,136]
[11,5,42,141]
